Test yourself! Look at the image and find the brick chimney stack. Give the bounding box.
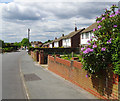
[75,21,77,31]
[75,26,77,31]
[55,37,57,40]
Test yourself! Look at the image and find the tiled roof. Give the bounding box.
[54,36,64,42]
[81,22,98,33]
[62,28,85,39]
[42,42,50,47]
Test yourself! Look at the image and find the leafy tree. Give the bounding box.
[14,42,21,48]
[0,40,4,48]
[4,43,11,47]
[21,38,30,47]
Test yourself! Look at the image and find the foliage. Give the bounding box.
[4,43,11,47]
[21,38,30,46]
[33,49,39,52]
[29,46,34,48]
[14,42,21,48]
[0,40,5,48]
[3,47,14,52]
[81,5,120,75]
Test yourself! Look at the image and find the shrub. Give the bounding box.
[81,5,120,75]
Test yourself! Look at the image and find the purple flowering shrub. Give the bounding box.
[81,5,120,75]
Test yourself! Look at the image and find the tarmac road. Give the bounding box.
[2,51,97,100]
[2,51,26,99]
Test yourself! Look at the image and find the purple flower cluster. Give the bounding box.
[88,43,91,46]
[113,25,117,28]
[93,28,96,32]
[101,47,106,51]
[97,21,101,23]
[81,47,85,51]
[102,17,105,21]
[98,25,102,29]
[83,48,93,54]
[115,9,120,15]
[110,14,115,18]
[93,44,97,48]
[87,40,90,43]
[107,38,112,44]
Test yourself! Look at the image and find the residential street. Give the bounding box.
[2,51,26,99]
[2,51,97,99]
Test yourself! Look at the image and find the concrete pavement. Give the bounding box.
[20,52,98,99]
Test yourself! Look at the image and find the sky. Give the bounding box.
[0,0,119,43]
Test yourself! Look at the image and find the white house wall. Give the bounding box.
[62,38,71,48]
[54,42,59,47]
[81,32,94,45]
[49,44,52,48]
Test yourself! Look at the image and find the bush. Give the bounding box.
[3,47,14,52]
[81,5,120,75]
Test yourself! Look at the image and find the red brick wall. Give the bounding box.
[39,53,44,64]
[48,55,119,100]
[30,51,39,61]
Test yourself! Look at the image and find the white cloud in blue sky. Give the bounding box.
[0,0,119,43]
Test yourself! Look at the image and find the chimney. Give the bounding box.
[55,37,57,40]
[62,34,64,37]
[75,26,77,31]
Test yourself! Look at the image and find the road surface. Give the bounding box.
[2,51,26,99]
[2,51,97,100]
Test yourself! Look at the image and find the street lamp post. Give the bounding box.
[28,28,30,50]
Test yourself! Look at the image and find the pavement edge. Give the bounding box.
[19,58,31,100]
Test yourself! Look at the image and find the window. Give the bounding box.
[82,34,84,39]
[85,32,89,39]
[90,32,92,39]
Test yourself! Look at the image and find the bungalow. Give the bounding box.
[62,27,85,48]
[80,22,98,47]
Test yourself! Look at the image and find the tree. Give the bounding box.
[0,40,4,48]
[14,42,21,48]
[21,38,30,47]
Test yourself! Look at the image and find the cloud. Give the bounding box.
[1,1,118,42]
[2,2,49,21]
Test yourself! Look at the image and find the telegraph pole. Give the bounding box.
[28,28,30,50]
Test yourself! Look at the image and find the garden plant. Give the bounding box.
[81,5,120,75]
